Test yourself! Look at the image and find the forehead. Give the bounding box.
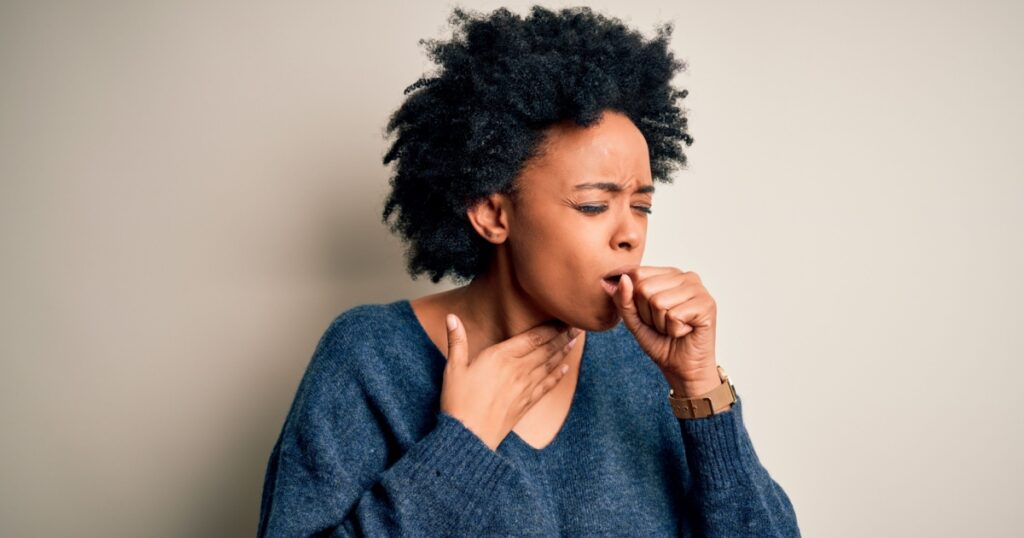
[520,110,653,193]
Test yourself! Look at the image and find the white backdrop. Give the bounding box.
[2,0,1022,536]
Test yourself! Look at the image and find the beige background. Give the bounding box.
[2,0,1022,536]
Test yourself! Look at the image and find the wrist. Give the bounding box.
[663,367,721,398]
[665,363,737,417]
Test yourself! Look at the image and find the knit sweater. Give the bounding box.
[258,299,801,537]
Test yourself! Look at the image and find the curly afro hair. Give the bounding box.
[381,5,694,285]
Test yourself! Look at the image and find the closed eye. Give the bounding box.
[576,204,652,215]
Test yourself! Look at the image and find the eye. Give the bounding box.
[577,204,607,214]
[574,204,653,215]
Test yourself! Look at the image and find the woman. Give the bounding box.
[259,6,800,537]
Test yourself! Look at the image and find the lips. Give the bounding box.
[601,264,638,293]
[602,264,638,280]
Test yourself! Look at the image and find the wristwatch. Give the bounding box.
[668,365,737,419]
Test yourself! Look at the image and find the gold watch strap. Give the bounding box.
[668,365,737,419]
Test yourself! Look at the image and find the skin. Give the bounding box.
[411,109,728,449]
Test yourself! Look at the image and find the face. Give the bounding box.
[503,109,654,331]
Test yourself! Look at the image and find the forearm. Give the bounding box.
[674,396,801,537]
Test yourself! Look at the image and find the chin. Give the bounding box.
[595,311,623,332]
[571,299,621,332]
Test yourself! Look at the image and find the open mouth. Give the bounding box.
[601,274,623,294]
[601,265,636,293]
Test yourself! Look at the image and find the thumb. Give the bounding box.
[445,313,469,367]
[608,274,660,343]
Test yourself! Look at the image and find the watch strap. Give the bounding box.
[668,365,737,419]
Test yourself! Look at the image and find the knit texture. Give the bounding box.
[258,299,800,537]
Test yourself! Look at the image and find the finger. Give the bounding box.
[622,268,657,328]
[445,313,468,367]
[527,359,570,407]
[532,328,580,364]
[647,280,697,334]
[666,298,712,337]
[633,284,655,329]
[611,273,642,329]
[666,314,695,338]
[503,320,572,357]
[632,271,686,333]
[631,266,679,282]
[612,273,662,345]
[526,331,578,378]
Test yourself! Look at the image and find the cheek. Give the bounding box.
[516,231,610,304]
[509,225,586,291]
[508,234,623,330]
[517,218,598,270]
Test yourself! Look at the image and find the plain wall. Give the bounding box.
[2,0,1022,536]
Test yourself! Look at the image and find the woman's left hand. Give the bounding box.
[603,266,720,397]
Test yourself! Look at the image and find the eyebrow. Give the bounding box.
[573,181,655,194]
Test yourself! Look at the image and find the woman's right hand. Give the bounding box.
[439,313,582,451]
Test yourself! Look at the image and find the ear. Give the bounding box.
[466,192,510,244]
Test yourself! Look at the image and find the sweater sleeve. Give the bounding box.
[677,394,802,538]
[257,318,519,538]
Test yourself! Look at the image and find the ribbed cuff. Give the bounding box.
[678,395,768,490]
[388,411,516,532]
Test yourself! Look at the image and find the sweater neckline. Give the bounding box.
[392,298,590,455]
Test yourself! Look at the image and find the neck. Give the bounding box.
[449,251,564,350]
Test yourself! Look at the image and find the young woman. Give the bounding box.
[259,6,800,537]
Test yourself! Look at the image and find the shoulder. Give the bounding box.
[324,298,411,347]
[278,302,416,465]
[326,301,404,339]
[301,300,411,388]
[285,300,439,441]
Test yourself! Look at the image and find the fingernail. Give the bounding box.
[446,314,457,331]
[569,327,582,338]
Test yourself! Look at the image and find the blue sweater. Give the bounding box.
[258,299,800,537]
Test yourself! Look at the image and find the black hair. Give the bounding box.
[381,5,694,284]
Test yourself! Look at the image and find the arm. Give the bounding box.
[258,320,517,537]
[677,395,801,538]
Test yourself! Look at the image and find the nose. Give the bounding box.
[610,209,644,251]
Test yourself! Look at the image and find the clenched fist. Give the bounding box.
[602,266,722,398]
